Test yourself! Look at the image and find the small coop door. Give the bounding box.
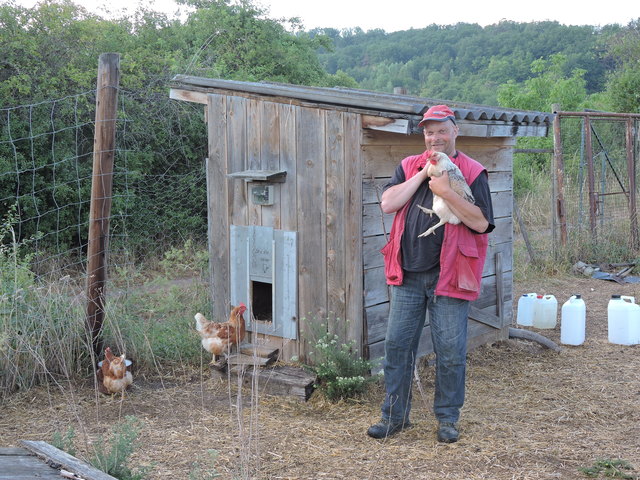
[230,225,297,339]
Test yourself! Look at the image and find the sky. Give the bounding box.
[12,0,639,31]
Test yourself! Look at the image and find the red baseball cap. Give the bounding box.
[418,104,456,127]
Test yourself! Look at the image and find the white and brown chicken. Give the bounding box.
[417,151,475,237]
[195,303,247,367]
[100,347,133,394]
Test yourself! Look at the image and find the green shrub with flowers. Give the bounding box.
[305,320,379,402]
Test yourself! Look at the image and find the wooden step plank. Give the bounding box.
[238,344,279,359]
[227,353,276,367]
[213,364,316,401]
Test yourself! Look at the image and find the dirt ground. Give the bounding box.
[2,274,640,479]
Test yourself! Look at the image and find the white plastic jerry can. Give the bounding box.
[533,294,557,329]
[516,293,537,326]
[560,294,586,345]
[608,294,640,345]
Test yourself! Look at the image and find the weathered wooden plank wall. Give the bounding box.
[361,129,514,362]
[296,106,327,356]
[206,93,362,360]
[206,94,231,320]
[326,110,347,337]
[345,118,365,354]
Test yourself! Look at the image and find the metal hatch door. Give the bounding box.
[230,225,297,339]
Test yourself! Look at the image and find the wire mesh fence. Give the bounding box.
[3,89,640,285]
[554,112,640,263]
[515,112,640,267]
[0,89,208,283]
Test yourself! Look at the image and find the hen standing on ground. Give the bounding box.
[417,151,475,237]
[101,347,133,394]
[195,303,247,365]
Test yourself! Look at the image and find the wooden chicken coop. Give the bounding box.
[169,76,553,364]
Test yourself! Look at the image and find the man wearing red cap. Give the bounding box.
[367,104,495,443]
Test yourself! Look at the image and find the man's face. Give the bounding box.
[422,119,458,157]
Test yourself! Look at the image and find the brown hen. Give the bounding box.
[195,303,247,365]
[101,347,133,394]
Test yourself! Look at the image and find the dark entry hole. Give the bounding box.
[251,281,272,322]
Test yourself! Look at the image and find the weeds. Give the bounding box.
[159,238,210,277]
[89,416,152,480]
[305,320,379,402]
[1,225,211,397]
[99,278,210,369]
[514,151,640,276]
[51,426,76,457]
[1,206,86,397]
[188,449,222,479]
[579,458,636,479]
[51,417,151,480]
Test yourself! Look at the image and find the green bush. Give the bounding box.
[159,239,210,277]
[90,416,152,480]
[53,417,152,480]
[305,321,378,402]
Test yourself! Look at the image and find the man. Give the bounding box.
[367,104,495,443]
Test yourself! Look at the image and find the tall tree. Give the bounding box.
[497,54,588,112]
[0,0,356,254]
[600,19,640,113]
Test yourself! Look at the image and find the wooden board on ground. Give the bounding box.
[0,441,117,480]
[212,364,316,401]
[209,344,280,370]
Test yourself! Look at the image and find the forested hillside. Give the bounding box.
[313,21,623,106]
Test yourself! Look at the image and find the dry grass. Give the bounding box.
[2,276,640,479]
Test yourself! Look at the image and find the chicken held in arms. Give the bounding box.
[101,347,133,394]
[417,151,475,238]
[195,302,247,365]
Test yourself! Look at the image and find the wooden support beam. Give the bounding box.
[469,305,502,329]
[361,115,410,134]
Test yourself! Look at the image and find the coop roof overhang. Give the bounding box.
[169,75,553,138]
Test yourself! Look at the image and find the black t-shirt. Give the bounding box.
[383,152,495,273]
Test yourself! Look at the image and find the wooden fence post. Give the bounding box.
[552,104,567,249]
[626,117,638,249]
[583,115,597,238]
[86,53,120,359]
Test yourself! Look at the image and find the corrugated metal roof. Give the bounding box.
[170,74,555,127]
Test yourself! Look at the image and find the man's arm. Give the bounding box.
[380,168,429,214]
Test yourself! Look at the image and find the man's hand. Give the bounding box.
[428,170,453,198]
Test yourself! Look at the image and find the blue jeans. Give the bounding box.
[381,270,470,424]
